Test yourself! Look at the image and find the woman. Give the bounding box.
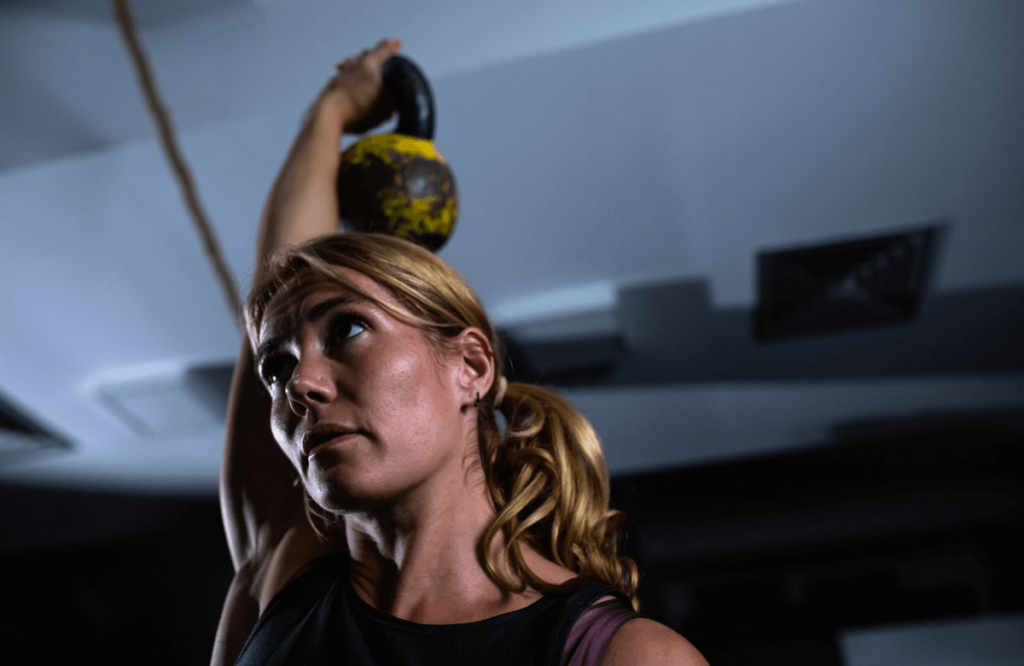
[212,39,707,666]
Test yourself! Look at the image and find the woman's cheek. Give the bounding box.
[269,403,298,464]
[376,351,425,403]
[369,352,440,451]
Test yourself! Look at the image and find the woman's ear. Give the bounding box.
[451,327,495,405]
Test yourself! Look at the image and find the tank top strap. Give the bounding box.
[544,579,633,666]
[560,595,641,666]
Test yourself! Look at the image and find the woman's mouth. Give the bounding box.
[302,424,359,458]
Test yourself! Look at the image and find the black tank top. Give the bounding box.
[234,553,626,666]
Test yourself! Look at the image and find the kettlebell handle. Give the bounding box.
[382,55,435,141]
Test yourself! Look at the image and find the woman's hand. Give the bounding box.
[253,39,403,276]
[317,38,403,135]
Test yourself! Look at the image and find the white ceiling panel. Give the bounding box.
[0,0,1021,493]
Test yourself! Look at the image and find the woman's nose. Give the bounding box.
[285,358,337,417]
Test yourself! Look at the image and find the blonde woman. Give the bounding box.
[212,39,707,666]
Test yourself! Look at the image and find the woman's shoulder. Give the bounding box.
[601,618,708,666]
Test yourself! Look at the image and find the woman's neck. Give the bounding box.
[342,464,515,623]
[341,460,575,624]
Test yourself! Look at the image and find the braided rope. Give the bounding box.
[109,0,243,331]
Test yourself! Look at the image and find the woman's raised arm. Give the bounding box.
[212,39,402,666]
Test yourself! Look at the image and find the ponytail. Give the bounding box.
[478,381,640,610]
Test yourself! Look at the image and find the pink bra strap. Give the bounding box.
[562,597,640,666]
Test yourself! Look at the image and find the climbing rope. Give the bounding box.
[109,0,243,332]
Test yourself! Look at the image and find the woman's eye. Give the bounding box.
[332,319,366,344]
[260,355,293,386]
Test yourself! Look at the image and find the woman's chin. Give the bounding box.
[307,474,391,515]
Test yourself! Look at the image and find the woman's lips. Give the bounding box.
[302,424,359,457]
[306,433,358,459]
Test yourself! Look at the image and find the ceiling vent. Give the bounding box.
[755,225,943,341]
[92,360,235,438]
[0,390,71,464]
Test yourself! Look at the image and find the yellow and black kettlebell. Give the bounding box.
[337,55,458,253]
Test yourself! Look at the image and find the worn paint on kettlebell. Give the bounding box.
[337,132,459,252]
[344,134,443,167]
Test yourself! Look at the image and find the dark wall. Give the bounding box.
[1,487,234,666]
[612,426,1024,664]
[2,422,1021,665]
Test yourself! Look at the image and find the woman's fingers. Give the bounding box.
[364,38,402,68]
[321,39,403,131]
[336,39,401,72]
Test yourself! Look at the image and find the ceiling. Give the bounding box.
[1,0,1022,494]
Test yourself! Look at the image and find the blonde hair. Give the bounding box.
[245,232,639,609]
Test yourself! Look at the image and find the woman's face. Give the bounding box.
[256,268,471,512]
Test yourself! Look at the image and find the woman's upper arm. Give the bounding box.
[210,558,262,666]
[220,340,305,571]
[601,619,708,666]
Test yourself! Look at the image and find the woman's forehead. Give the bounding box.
[258,268,394,340]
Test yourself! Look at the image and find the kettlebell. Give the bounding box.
[337,55,458,253]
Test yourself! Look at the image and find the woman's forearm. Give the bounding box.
[254,97,347,283]
[252,39,401,284]
[253,38,401,283]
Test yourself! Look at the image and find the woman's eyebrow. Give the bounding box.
[255,338,282,366]
[299,295,369,324]
[256,295,372,365]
